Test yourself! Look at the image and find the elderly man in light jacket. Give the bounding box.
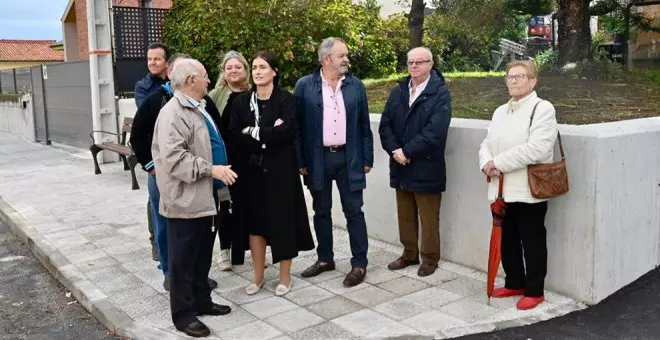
[152,58,238,337]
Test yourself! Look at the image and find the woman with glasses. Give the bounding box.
[208,51,250,271]
[228,51,314,297]
[478,60,559,310]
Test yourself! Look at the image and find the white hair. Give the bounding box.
[170,59,202,89]
[407,47,433,61]
[318,37,346,64]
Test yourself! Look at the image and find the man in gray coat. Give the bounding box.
[152,58,237,337]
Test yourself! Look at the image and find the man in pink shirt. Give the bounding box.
[294,37,374,287]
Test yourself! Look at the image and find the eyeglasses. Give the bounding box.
[505,74,533,82]
[190,74,210,82]
[407,60,431,66]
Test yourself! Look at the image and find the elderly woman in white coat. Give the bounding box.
[478,60,558,311]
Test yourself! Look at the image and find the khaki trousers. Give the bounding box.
[395,190,441,264]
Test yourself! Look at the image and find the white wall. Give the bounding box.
[316,116,660,305]
[118,98,137,122]
[0,94,35,141]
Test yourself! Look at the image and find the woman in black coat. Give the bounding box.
[228,51,314,297]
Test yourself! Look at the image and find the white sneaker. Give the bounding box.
[217,249,232,271]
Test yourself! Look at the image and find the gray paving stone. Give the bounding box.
[119,293,169,319]
[64,248,108,264]
[265,307,324,333]
[402,287,464,310]
[223,286,274,305]
[440,276,487,297]
[378,276,429,296]
[372,297,431,321]
[298,269,343,284]
[198,306,257,333]
[212,274,251,294]
[284,285,335,307]
[316,276,371,296]
[76,256,120,273]
[402,310,468,334]
[263,276,311,294]
[439,297,501,323]
[332,309,419,338]
[305,296,364,321]
[242,296,299,319]
[363,266,402,285]
[342,285,396,307]
[288,321,358,340]
[218,320,282,340]
[106,283,160,306]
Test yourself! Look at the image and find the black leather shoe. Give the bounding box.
[199,303,231,316]
[343,267,366,287]
[208,278,218,290]
[163,276,170,291]
[301,261,336,278]
[176,320,210,338]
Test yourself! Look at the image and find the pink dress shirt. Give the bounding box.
[321,72,347,146]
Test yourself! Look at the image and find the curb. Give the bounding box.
[0,196,186,340]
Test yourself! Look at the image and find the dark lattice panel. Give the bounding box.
[113,6,168,60]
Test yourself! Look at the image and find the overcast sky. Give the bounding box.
[0,0,69,40]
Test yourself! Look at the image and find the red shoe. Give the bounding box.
[516,296,545,310]
[491,287,525,298]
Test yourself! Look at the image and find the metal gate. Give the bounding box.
[30,65,49,144]
[42,61,93,148]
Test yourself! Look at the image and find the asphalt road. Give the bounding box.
[0,221,116,340]
[457,266,660,340]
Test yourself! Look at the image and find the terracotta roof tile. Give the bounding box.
[0,39,64,62]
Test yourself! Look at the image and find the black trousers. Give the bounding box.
[216,201,232,250]
[167,215,215,328]
[501,201,548,297]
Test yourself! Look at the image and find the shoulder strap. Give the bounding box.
[529,100,565,160]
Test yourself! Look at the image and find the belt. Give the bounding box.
[323,145,346,152]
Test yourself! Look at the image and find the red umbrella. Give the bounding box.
[486,175,506,305]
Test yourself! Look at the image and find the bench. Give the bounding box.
[89,117,140,190]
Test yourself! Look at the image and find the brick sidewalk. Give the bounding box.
[0,132,585,340]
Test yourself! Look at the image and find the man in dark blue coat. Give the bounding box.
[378,47,452,277]
[294,37,374,287]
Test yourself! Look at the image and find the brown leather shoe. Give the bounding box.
[343,267,366,287]
[387,257,420,270]
[417,262,438,277]
[301,261,336,278]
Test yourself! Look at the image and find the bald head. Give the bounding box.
[407,47,434,85]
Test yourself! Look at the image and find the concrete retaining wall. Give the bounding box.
[0,94,35,141]
[320,116,660,305]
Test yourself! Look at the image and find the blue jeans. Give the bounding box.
[148,174,168,276]
[311,150,368,268]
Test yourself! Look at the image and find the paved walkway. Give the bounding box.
[0,132,585,340]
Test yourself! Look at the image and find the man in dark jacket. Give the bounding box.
[134,42,169,262]
[378,47,452,277]
[130,53,220,292]
[134,42,169,108]
[294,37,374,287]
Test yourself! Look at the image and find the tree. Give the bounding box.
[408,0,426,48]
[506,0,555,15]
[557,0,592,64]
[162,0,396,86]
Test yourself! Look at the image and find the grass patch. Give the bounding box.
[0,93,21,102]
[366,71,660,124]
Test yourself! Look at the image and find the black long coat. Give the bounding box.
[228,88,314,263]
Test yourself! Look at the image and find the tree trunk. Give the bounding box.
[557,0,592,64]
[408,0,425,49]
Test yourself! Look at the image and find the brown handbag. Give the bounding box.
[526,101,569,199]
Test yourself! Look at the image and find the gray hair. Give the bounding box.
[214,50,250,90]
[170,58,202,89]
[167,53,191,71]
[407,47,433,61]
[318,37,346,64]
